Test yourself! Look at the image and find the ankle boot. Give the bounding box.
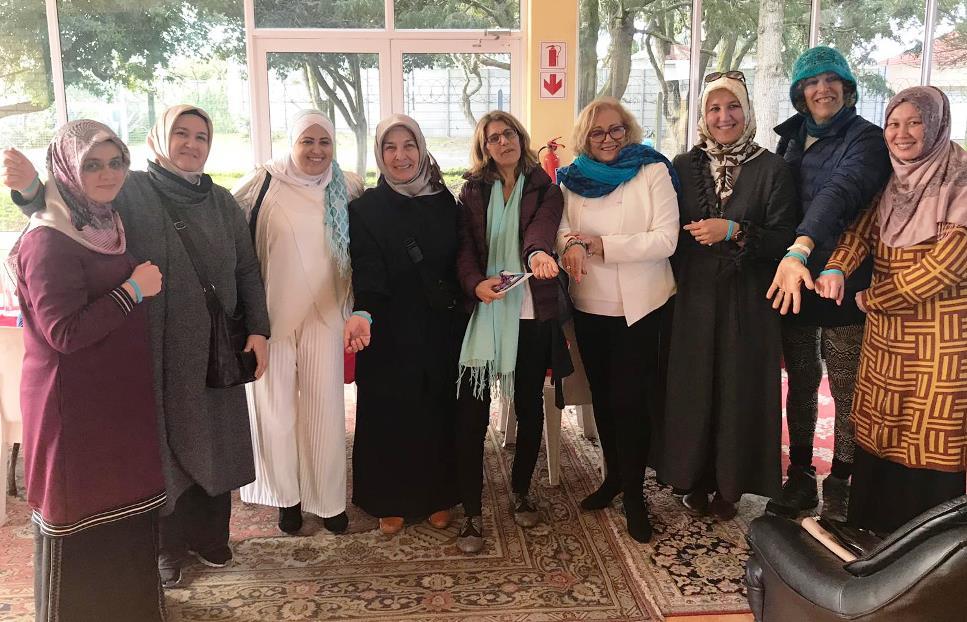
[765,464,818,518]
[821,474,850,522]
[581,480,621,510]
[624,500,653,543]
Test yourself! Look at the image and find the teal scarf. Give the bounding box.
[458,174,526,400]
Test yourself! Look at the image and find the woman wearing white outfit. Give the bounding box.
[233,110,363,534]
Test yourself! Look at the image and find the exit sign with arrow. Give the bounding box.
[540,70,566,99]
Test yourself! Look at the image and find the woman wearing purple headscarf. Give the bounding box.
[11,120,166,620]
[816,86,967,534]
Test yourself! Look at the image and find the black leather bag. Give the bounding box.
[160,201,257,388]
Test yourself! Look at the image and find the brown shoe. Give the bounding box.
[428,510,451,529]
[379,516,404,534]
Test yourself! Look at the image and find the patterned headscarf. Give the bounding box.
[263,109,352,277]
[877,86,967,248]
[696,75,764,204]
[147,104,214,184]
[7,120,129,280]
[373,114,445,197]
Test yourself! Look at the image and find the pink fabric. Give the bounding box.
[878,86,967,248]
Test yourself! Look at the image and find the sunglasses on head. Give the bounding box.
[704,70,746,84]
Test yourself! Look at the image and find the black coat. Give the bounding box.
[774,110,891,326]
[348,180,466,517]
[658,148,798,500]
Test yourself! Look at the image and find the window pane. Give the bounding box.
[57,1,252,186]
[267,52,380,180]
[820,0,926,126]
[0,1,55,232]
[929,1,967,147]
[255,0,384,28]
[402,53,511,186]
[701,0,810,151]
[395,0,519,30]
[577,0,691,157]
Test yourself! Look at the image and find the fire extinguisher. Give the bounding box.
[547,45,560,67]
[538,137,564,183]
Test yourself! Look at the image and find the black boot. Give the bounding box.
[323,511,349,534]
[624,500,653,543]
[580,479,621,510]
[765,465,818,518]
[278,503,303,534]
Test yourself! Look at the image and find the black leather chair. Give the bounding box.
[745,495,967,621]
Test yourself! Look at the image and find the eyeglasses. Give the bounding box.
[705,70,746,84]
[80,158,127,173]
[486,128,519,145]
[588,125,627,143]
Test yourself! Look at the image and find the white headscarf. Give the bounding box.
[146,104,214,184]
[264,110,336,189]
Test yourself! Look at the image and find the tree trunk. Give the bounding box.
[753,0,783,150]
[578,0,600,109]
[598,9,635,99]
[349,56,368,177]
[304,63,326,111]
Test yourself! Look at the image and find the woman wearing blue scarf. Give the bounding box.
[765,47,890,522]
[556,97,680,543]
[453,111,566,554]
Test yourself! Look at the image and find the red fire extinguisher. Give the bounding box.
[539,137,564,183]
[547,45,560,67]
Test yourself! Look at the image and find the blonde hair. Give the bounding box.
[466,110,540,182]
[572,97,644,157]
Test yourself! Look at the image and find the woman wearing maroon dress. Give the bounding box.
[11,120,167,621]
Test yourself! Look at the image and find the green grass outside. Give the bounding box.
[0,168,470,233]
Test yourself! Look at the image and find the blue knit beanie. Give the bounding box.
[789,46,857,112]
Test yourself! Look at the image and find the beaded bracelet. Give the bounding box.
[787,242,812,257]
[351,310,373,325]
[563,238,589,256]
[125,278,143,303]
[784,251,808,265]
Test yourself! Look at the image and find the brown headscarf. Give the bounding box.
[878,86,967,248]
[146,104,214,184]
[373,114,445,197]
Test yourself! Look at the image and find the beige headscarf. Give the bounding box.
[146,104,214,184]
[373,114,445,197]
[877,86,967,248]
[696,75,764,205]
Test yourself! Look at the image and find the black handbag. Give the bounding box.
[160,200,257,388]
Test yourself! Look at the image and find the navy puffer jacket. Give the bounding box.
[775,109,891,326]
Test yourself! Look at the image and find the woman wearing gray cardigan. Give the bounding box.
[5,105,270,589]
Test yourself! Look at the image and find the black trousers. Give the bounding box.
[573,309,661,509]
[158,484,231,568]
[35,511,164,622]
[456,319,553,517]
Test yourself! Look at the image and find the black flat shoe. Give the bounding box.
[278,503,303,534]
[323,511,349,534]
[682,491,710,516]
[625,502,653,544]
[580,481,621,510]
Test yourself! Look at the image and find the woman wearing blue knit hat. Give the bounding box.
[764,46,891,521]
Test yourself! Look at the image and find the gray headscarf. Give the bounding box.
[373,114,445,197]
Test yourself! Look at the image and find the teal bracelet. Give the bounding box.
[352,310,373,325]
[22,175,40,197]
[125,278,143,303]
[784,251,808,265]
[725,220,735,241]
[820,269,844,276]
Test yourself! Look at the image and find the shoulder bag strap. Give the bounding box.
[156,198,222,312]
[248,170,272,244]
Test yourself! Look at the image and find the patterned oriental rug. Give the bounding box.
[0,378,836,621]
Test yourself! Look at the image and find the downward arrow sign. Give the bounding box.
[543,74,563,95]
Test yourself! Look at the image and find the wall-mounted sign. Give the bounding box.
[540,71,566,99]
[540,41,566,70]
